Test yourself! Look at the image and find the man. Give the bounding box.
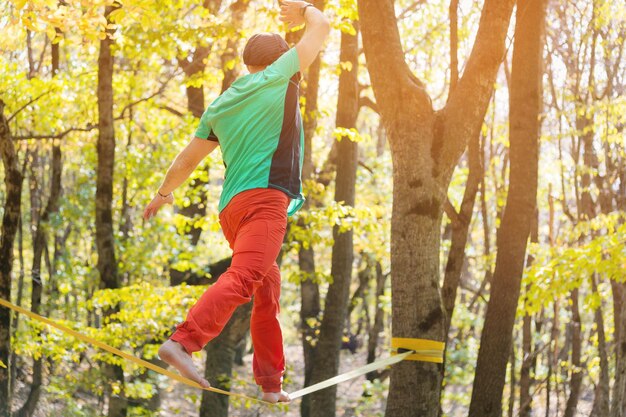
[142,1,330,404]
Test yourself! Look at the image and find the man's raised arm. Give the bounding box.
[280,1,331,71]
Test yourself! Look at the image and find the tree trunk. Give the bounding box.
[96,6,127,417]
[366,262,388,382]
[199,303,252,417]
[308,25,359,417]
[297,3,327,417]
[613,283,626,417]
[0,99,25,417]
[519,211,538,417]
[442,133,481,334]
[299,249,320,417]
[358,1,515,415]
[468,1,545,416]
[519,310,532,417]
[590,274,610,417]
[564,288,582,417]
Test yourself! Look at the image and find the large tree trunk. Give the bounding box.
[96,6,127,417]
[308,25,359,417]
[468,1,545,416]
[358,1,515,415]
[0,99,25,417]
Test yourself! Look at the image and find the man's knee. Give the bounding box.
[229,265,265,297]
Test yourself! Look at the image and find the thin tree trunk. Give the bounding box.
[613,282,626,417]
[520,211,538,417]
[9,208,25,398]
[508,342,515,417]
[469,1,545,416]
[96,5,127,417]
[442,133,481,334]
[520,310,532,417]
[0,99,26,417]
[366,262,388,382]
[564,288,582,417]
[590,274,610,417]
[297,2,329,416]
[309,25,359,417]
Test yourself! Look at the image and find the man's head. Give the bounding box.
[243,33,290,73]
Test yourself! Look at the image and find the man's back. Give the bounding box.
[194,48,305,216]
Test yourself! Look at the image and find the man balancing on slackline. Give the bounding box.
[142,1,330,404]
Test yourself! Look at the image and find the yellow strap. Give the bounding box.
[0,297,271,405]
[0,297,448,402]
[391,337,445,363]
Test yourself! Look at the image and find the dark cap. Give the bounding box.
[243,33,290,67]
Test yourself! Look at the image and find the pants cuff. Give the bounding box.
[170,327,202,354]
[256,372,284,393]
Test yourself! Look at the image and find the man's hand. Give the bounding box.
[280,1,309,29]
[143,192,174,221]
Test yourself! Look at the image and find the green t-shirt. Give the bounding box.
[195,48,305,217]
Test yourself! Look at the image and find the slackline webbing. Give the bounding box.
[0,297,269,405]
[289,349,414,399]
[0,297,444,403]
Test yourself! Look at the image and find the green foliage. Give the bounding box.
[521,212,626,315]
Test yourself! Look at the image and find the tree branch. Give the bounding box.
[449,0,459,94]
[7,90,54,122]
[397,0,427,20]
[441,0,515,171]
[358,0,431,117]
[358,96,378,114]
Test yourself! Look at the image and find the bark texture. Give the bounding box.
[468,1,545,416]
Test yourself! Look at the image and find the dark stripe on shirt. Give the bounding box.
[268,75,302,199]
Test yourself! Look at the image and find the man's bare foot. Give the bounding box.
[262,390,291,403]
[158,339,210,389]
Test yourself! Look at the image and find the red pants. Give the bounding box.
[170,188,289,393]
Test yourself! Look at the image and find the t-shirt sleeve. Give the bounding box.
[194,113,210,139]
[194,113,218,142]
[267,48,300,79]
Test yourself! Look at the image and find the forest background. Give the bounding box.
[0,0,625,417]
